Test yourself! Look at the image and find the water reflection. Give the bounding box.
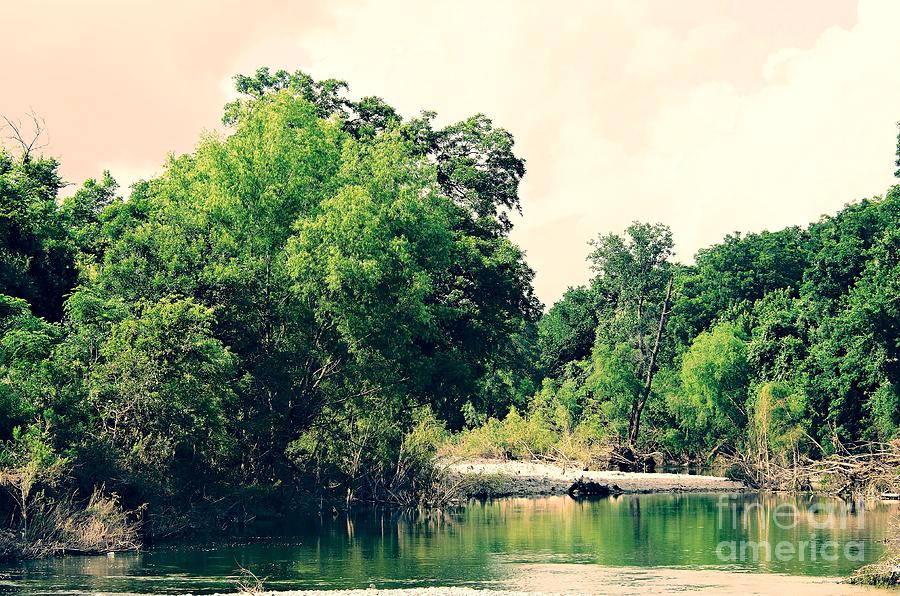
[0,493,895,595]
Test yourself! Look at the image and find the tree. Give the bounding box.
[588,222,675,448]
[581,343,644,441]
[0,295,61,440]
[60,171,120,262]
[223,67,528,239]
[678,228,808,337]
[747,288,809,384]
[77,296,236,497]
[674,322,751,452]
[831,220,900,441]
[0,148,77,321]
[538,285,598,377]
[75,74,537,494]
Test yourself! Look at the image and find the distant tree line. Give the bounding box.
[531,125,900,464]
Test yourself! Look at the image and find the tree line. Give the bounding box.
[508,128,900,469]
[1,70,898,536]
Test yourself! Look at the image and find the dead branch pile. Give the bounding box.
[728,439,900,497]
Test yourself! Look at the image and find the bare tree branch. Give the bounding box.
[1,110,49,161]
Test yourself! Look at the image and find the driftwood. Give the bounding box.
[607,445,658,473]
[567,477,623,498]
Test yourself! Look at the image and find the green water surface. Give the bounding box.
[0,492,895,594]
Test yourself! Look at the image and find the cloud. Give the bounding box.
[6,0,895,307]
[257,0,890,305]
[2,1,327,188]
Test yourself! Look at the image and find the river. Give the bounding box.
[0,492,896,594]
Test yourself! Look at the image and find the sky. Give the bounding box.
[3,0,899,306]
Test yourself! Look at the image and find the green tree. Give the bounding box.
[0,148,77,321]
[538,286,598,378]
[588,222,675,447]
[0,295,61,439]
[747,289,809,383]
[678,228,808,338]
[77,297,235,497]
[60,171,120,263]
[672,322,751,452]
[75,73,537,494]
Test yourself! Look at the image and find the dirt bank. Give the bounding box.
[446,459,745,496]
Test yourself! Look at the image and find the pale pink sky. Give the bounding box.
[4,0,899,305]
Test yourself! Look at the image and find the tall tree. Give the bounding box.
[538,285,598,377]
[588,222,675,448]
[71,73,538,495]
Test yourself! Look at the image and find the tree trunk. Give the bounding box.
[628,275,674,447]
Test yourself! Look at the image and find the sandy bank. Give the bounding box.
[211,590,550,596]
[446,459,745,496]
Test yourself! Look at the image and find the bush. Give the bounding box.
[446,407,558,459]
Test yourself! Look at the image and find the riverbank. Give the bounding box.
[446,459,745,497]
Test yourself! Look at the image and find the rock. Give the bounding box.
[567,477,624,498]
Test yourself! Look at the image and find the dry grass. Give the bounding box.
[0,487,141,559]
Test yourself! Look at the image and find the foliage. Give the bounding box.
[78,296,236,498]
[0,150,77,320]
[447,408,558,460]
[1,68,542,554]
[588,222,675,447]
[462,172,900,467]
[520,184,898,463]
[2,70,900,558]
[537,286,598,377]
[749,381,807,456]
[670,323,751,452]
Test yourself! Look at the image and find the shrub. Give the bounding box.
[446,407,558,459]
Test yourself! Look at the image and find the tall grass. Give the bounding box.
[0,487,140,559]
[441,408,612,465]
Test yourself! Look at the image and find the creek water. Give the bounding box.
[0,492,896,594]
